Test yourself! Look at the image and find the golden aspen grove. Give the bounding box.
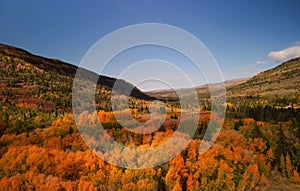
[1,45,300,191]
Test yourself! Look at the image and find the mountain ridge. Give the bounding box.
[0,43,154,102]
[1,43,299,104]
[146,78,249,100]
[228,57,300,98]
[147,57,300,101]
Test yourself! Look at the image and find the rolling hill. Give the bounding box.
[147,78,249,100]
[0,43,153,112]
[227,57,300,99]
[148,57,300,103]
[1,44,300,191]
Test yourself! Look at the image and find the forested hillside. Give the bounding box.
[228,57,300,99]
[0,44,153,135]
[1,44,300,190]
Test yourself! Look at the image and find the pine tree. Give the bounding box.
[172,179,183,191]
[285,154,293,178]
[186,173,193,191]
[280,154,286,177]
[291,170,300,183]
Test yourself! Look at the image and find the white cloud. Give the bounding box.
[256,61,267,65]
[268,43,300,62]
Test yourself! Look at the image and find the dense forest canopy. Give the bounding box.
[1,44,300,190]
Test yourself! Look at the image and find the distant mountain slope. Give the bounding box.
[228,57,300,98]
[147,78,249,100]
[148,58,300,101]
[0,43,153,112]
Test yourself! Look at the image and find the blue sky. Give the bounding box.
[1,0,300,90]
